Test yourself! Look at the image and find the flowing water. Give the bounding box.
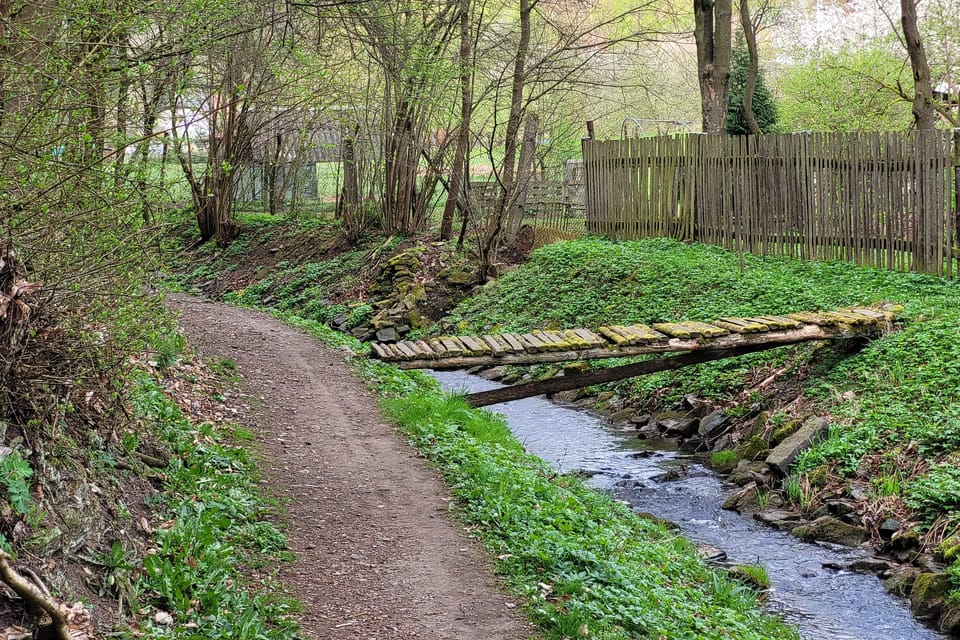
[433,370,945,640]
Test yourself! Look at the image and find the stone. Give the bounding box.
[850,558,896,574]
[678,438,705,453]
[478,366,509,381]
[886,528,921,552]
[791,515,869,547]
[635,424,660,440]
[696,544,728,564]
[938,605,960,635]
[847,481,870,501]
[609,409,637,423]
[722,484,764,513]
[659,415,700,438]
[25,525,62,553]
[754,509,806,531]
[884,566,921,596]
[375,327,399,343]
[735,435,770,461]
[630,413,653,426]
[728,461,769,486]
[635,512,680,530]
[444,268,476,285]
[697,409,730,438]
[909,572,951,620]
[330,313,348,327]
[765,416,829,475]
[551,389,582,404]
[825,500,856,516]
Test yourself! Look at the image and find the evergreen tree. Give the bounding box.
[726,36,778,135]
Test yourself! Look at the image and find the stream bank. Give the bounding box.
[434,369,949,640]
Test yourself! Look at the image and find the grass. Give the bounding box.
[281,313,797,640]
[127,371,299,639]
[439,235,960,596]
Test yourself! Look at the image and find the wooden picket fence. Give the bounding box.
[583,131,960,276]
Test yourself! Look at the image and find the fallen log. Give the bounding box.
[465,341,799,407]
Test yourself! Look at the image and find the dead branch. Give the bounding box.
[0,551,70,640]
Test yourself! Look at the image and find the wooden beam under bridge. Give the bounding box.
[368,305,900,406]
[465,341,799,407]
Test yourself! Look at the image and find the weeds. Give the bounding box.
[128,372,299,639]
[284,314,797,639]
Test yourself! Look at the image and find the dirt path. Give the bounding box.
[168,295,535,640]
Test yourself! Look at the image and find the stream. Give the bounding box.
[433,370,945,640]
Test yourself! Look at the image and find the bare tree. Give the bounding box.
[694,0,733,133]
[439,0,473,241]
[901,0,936,130]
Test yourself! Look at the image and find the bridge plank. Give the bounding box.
[520,333,546,352]
[440,338,465,356]
[428,338,448,356]
[414,340,438,358]
[714,318,768,333]
[653,321,729,338]
[753,315,802,329]
[598,326,630,345]
[622,324,667,342]
[481,335,506,356]
[572,328,606,346]
[460,335,490,355]
[501,333,525,352]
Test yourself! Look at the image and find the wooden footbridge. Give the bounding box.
[370,305,899,407]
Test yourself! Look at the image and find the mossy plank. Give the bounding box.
[754,315,802,329]
[459,335,489,355]
[542,330,572,349]
[370,343,390,359]
[610,325,639,343]
[787,311,835,326]
[481,335,506,356]
[428,339,448,357]
[520,333,546,352]
[572,328,606,346]
[562,329,589,349]
[531,330,559,350]
[849,307,887,321]
[622,324,667,342]
[714,319,767,333]
[394,342,419,360]
[501,333,525,352]
[653,321,728,338]
[413,340,438,358]
[440,338,465,356]
[598,326,630,345]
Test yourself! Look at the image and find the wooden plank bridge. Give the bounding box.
[370,305,899,406]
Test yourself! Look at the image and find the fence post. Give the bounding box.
[954,129,960,268]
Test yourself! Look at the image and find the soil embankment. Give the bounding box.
[168,294,534,640]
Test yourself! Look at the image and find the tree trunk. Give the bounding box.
[508,111,539,242]
[739,0,761,135]
[694,0,733,134]
[482,0,531,275]
[901,0,936,131]
[440,0,473,241]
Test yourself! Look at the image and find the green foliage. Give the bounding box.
[279,314,793,638]
[710,450,738,467]
[726,38,778,135]
[0,451,33,515]
[444,236,960,529]
[775,44,912,132]
[905,463,960,523]
[379,388,796,639]
[129,373,299,639]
